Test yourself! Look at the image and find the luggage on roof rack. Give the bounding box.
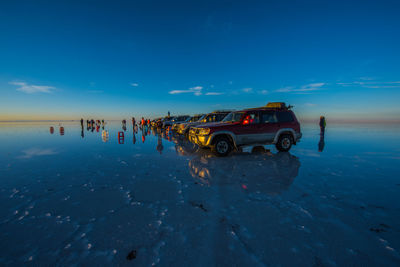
[266,102,287,109]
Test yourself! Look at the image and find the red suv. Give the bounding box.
[188,103,302,156]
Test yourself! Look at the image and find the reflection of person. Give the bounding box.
[318,132,325,152]
[319,116,326,134]
[156,136,164,154]
[133,133,136,144]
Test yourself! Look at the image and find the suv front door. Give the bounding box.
[235,111,263,145]
[258,111,280,143]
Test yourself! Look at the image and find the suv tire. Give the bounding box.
[212,136,232,157]
[276,134,293,152]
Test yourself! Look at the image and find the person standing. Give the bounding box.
[319,116,326,134]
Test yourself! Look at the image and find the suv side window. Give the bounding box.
[243,112,260,124]
[277,111,294,122]
[215,113,227,121]
[261,111,278,123]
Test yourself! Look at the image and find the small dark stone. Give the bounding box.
[126,250,136,260]
[198,204,207,212]
[379,223,390,229]
[189,201,208,212]
[370,228,386,233]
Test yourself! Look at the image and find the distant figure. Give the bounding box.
[50,126,54,134]
[319,116,326,134]
[80,118,84,127]
[318,132,325,152]
[101,119,105,126]
[122,119,127,131]
[168,111,170,118]
[141,117,145,126]
[156,135,164,154]
[132,117,136,126]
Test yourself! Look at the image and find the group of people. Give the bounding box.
[121,117,151,128]
[81,118,105,128]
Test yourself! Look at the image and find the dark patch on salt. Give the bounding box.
[126,250,136,260]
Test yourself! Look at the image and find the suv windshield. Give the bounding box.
[200,113,228,123]
[222,112,244,123]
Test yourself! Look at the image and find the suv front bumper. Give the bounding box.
[189,132,211,147]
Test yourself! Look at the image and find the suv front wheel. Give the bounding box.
[276,134,293,152]
[212,136,232,157]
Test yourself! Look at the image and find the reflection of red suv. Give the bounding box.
[189,103,302,156]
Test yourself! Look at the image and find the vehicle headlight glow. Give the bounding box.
[199,128,210,135]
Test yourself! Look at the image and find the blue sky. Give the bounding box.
[1,0,400,121]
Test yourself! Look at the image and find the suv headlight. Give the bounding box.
[198,128,210,135]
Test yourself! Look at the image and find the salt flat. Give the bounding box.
[0,122,399,266]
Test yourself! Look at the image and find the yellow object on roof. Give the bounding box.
[266,102,286,109]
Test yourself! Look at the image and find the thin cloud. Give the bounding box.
[87,90,103,93]
[242,87,253,93]
[205,92,224,95]
[169,86,203,96]
[18,148,58,159]
[336,80,400,89]
[10,81,55,94]
[258,90,268,95]
[276,83,325,93]
[130,83,139,87]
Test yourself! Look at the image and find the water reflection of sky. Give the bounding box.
[0,122,399,266]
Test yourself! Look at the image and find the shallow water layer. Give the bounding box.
[0,121,399,266]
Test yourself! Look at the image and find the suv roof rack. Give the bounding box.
[243,103,293,111]
[212,110,234,113]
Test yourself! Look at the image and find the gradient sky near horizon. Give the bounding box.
[1,0,400,121]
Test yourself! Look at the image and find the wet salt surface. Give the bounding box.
[0,121,399,266]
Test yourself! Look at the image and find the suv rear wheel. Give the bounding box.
[212,136,232,157]
[276,134,293,152]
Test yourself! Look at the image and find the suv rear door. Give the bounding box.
[276,111,296,129]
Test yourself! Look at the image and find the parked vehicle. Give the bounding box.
[172,114,203,132]
[188,102,302,156]
[177,111,230,136]
[163,115,190,128]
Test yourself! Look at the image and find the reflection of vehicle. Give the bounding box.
[189,103,302,156]
[171,135,199,156]
[177,111,230,136]
[188,149,300,195]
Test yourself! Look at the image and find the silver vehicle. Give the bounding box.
[163,115,190,128]
[171,115,201,132]
[176,111,231,136]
